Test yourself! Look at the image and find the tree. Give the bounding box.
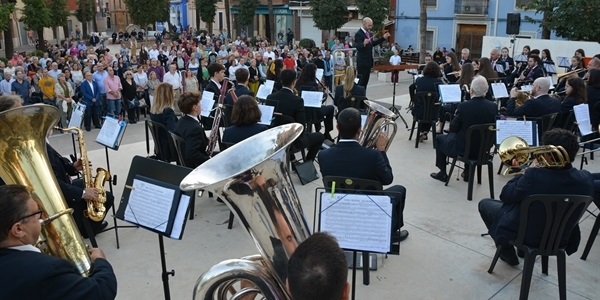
[0,1,15,56]
[196,0,217,33]
[75,0,94,38]
[419,0,427,63]
[19,0,51,50]
[47,0,70,43]
[357,0,388,32]
[237,0,259,27]
[224,0,231,37]
[517,0,555,39]
[266,0,274,41]
[310,0,348,32]
[123,0,169,28]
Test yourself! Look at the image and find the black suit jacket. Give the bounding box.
[267,88,306,129]
[204,80,221,101]
[222,123,269,145]
[523,65,545,83]
[224,84,253,106]
[149,108,178,161]
[47,144,82,203]
[490,167,594,254]
[318,141,393,185]
[334,84,366,109]
[0,248,117,300]
[587,86,600,127]
[354,28,386,68]
[505,94,561,118]
[173,115,210,168]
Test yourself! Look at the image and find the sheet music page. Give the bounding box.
[574,104,593,136]
[557,56,570,68]
[96,117,123,148]
[438,84,462,103]
[544,64,556,74]
[491,83,509,99]
[301,91,323,108]
[496,120,537,146]
[200,91,215,117]
[320,193,392,253]
[124,178,176,233]
[264,79,274,89]
[256,84,273,99]
[354,78,359,84]
[520,85,533,92]
[258,104,274,125]
[169,194,190,239]
[316,68,324,81]
[515,54,527,62]
[68,103,86,128]
[546,76,555,89]
[495,64,505,73]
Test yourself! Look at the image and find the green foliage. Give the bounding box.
[29,49,45,57]
[309,0,348,31]
[357,0,389,31]
[298,38,315,49]
[0,3,15,32]
[123,0,169,27]
[237,0,259,26]
[19,0,51,31]
[196,0,218,24]
[47,0,69,28]
[75,0,94,23]
[384,50,394,60]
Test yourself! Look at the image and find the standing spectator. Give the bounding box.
[147,71,160,107]
[11,70,31,104]
[148,59,165,82]
[183,70,199,93]
[38,69,55,105]
[104,67,123,118]
[0,72,14,96]
[80,72,102,131]
[55,73,75,127]
[322,51,334,91]
[286,28,294,48]
[162,63,183,112]
[92,63,109,116]
[121,71,139,123]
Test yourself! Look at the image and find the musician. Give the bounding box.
[204,63,227,99]
[334,66,366,112]
[173,92,210,168]
[575,49,585,58]
[318,107,408,242]
[517,54,545,86]
[430,76,498,182]
[558,77,587,128]
[499,47,514,75]
[267,69,324,161]
[490,49,506,78]
[541,49,554,65]
[0,185,117,300]
[149,83,178,161]
[508,46,531,85]
[567,56,585,76]
[476,57,496,81]
[478,129,593,266]
[587,69,600,128]
[355,17,390,89]
[411,61,443,142]
[505,77,560,118]
[224,68,253,106]
[287,232,349,300]
[295,63,335,141]
[437,63,476,134]
[459,48,472,66]
[442,52,460,83]
[222,95,269,145]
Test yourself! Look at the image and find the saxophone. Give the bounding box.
[60,126,110,222]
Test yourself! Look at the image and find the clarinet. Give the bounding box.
[205,78,229,155]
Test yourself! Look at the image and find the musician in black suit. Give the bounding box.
[0,185,117,300]
[203,63,227,128]
[334,66,367,113]
[223,95,269,145]
[224,68,253,106]
[267,69,324,161]
[173,92,211,168]
[516,54,545,86]
[354,17,390,89]
[318,108,408,242]
[430,76,498,182]
[478,129,594,266]
[505,77,561,118]
[412,62,443,142]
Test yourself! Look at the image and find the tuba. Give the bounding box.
[180,123,310,300]
[498,136,570,176]
[0,105,93,276]
[358,100,398,151]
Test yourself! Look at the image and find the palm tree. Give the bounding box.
[266,0,274,41]
[419,0,427,63]
[225,0,231,37]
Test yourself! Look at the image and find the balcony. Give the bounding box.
[455,0,488,15]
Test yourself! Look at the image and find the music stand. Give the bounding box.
[116,156,194,300]
[372,64,418,128]
[557,56,570,69]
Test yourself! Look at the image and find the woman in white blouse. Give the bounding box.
[71,63,84,87]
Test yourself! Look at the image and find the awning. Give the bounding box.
[339,19,363,32]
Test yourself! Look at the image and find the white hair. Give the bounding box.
[470,75,489,97]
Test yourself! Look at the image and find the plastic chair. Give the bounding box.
[409,91,439,148]
[445,123,496,201]
[322,176,383,286]
[488,194,593,300]
[145,119,177,162]
[580,210,600,260]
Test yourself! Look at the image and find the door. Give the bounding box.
[456,24,486,59]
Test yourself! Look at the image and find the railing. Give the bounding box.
[454,0,488,15]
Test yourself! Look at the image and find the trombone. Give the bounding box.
[557,68,587,79]
[498,136,570,176]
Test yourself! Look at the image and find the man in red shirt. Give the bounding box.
[283,54,296,70]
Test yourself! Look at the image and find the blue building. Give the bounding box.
[395,0,554,58]
[169,0,189,32]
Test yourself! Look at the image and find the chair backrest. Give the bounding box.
[322,176,383,191]
[463,123,496,162]
[415,91,440,122]
[516,194,592,255]
[339,95,368,111]
[145,119,177,162]
[530,112,558,138]
[222,104,234,128]
[562,110,575,132]
[169,132,186,167]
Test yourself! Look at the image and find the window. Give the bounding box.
[427,0,437,7]
[425,30,434,51]
[218,12,223,30]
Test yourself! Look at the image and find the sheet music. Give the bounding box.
[200,91,215,117]
[169,194,190,239]
[574,104,592,136]
[557,56,570,68]
[514,54,528,63]
[520,85,533,92]
[96,117,124,148]
[301,91,323,108]
[496,120,537,146]
[354,78,359,84]
[438,84,462,103]
[256,83,274,100]
[491,83,509,99]
[124,178,176,233]
[546,76,555,89]
[544,63,556,74]
[258,104,274,125]
[495,64,505,73]
[316,68,324,81]
[320,193,392,253]
[68,103,86,128]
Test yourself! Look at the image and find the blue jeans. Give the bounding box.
[106,99,122,118]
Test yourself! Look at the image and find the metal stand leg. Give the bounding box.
[389,81,409,128]
[159,235,174,300]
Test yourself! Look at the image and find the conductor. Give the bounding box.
[355,17,390,90]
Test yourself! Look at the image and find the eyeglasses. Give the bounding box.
[18,209,43,222]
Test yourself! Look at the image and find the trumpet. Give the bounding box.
[498,136,570,176]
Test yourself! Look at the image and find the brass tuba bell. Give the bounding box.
[358,100,398,151]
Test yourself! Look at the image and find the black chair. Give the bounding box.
[322,176,383,286]
[487,194,593,300]
[409,91,440,148]
[580,210,599,260]
[169,132,197,221]
[337,95,368,114]
[445,124,496,201]
[145,119,177,162]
